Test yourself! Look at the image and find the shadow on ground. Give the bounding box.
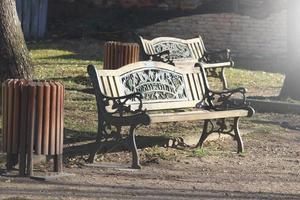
[1,179,300,200]
[63,127,179,159]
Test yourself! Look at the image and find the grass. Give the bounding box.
[0,38,289,164]
[226,68,284,90]
[30,38,104,138]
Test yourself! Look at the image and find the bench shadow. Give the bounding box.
[44,76,94,94]
[28,39,105,62]
[63,128,180,159]
[1,178,300,200]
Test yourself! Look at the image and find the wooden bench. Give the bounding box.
[139,36,233,89]
[87,61,254,169]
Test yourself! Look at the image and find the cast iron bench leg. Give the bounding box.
[220,67,228,90]
[234,117,244,153]
[196,117,244,153]
[195,120,210,148]
[128,125,141,169]
[87,120,104,163]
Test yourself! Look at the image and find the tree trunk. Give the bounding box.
[279,0,300,100]
[0,0,33,82]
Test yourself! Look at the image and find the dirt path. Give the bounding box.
[1,113,300,200]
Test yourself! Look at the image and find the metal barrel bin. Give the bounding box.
[103,41,140,69]
[2,80,64,177]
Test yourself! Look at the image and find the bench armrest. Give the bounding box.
[145,50,175,66]
[103,92,145,116]
[200,49,233,65]
[203,87,253,116]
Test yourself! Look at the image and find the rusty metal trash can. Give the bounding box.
[2,79,64,177]
[103,41,140,69]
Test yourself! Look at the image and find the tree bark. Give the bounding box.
[279,0,300,100]
[0,0,33,82]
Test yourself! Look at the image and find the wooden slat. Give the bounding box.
[7,80,14,153]
[55,83,61,155]
[19,83,28,176]
[113,42,118,69]
[26,83,36,176]
[198,36,206,55]
[35,82,44,155]
[112,76,120,97]
[2,81,8,152]
[108,76,117,97]
[145,43,151,55]
[196,73,206,98]
[60,84,65,155]
[103,43,108,69]
[138,100,201,111]
[134,44,139,62]
[196,42,204,57]
[183,74,193,101]
[49,82,57,155]
[201,62,231,69]
[124,45,128,65]
[186,74,196,100]
[42,83,50,155]
[12,81,21,153]
[188,43,198,59]
[192,73,201,101]
[149,109,249,123]
[102,76,112,96]
[193,42,202,58]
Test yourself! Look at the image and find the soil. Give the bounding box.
[0,113,300,200]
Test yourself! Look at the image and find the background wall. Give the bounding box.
[48,0,287,71]
[138,11,287,71]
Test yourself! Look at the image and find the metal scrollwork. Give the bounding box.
[121,68,188,102]
[99,121,122,141]
[205,68,220,78]
[147,50,175,66]
[206,87,248,110]
[103,93,144,116]
[207,118,235,138]
[153,41,193,60]
[196,117,244,153]
[200,49,231,63]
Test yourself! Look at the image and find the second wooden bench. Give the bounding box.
[139,35,233,89]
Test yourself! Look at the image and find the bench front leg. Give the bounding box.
[196,117,244,153]
[234,117,244,153]
[195,120,210,148]
[87,119,105,163]
[205,67,228,90]
[220,67,228,90]
[128,125,141,169]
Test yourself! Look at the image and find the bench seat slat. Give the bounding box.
[201,62,231,68]
[108,76,118,97]
[149,109,249,123]
[130,100,201,111]
[102,76,112,97]
[173,60,231,69]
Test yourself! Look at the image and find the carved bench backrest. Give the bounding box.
[95,61,207,111]
[140,36,206,61]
